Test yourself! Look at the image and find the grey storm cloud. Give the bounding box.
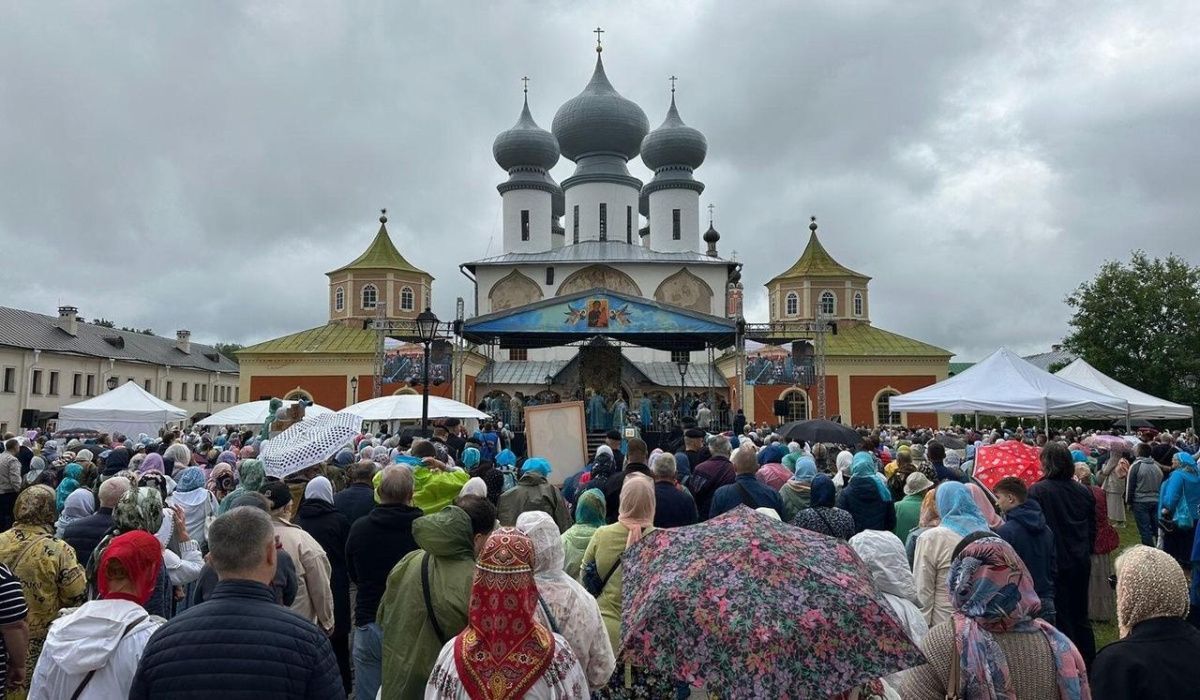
[1,1,1197,362]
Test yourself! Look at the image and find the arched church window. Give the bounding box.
[819,291,835,316]
[362,284,378,310]
[781,388,808,422]
[400,287,415,311]
[854,292,863,317]
[785,292,799,317]
[335,286,345,312]
[876,390,900,426]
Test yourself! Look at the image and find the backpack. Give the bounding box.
[500,468,517,493]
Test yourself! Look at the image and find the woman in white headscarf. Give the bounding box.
[833,450,854,492]
[516,510,616,691]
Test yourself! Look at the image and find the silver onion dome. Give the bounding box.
[641,95,707,171]
[493,96,560,171]
[552,53,649,162]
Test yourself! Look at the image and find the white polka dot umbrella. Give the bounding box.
[260,411,363,479]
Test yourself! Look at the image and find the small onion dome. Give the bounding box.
[641,95,707,171]
[703,222,720,245]
[552,53,649,162]
[493,96,560,171]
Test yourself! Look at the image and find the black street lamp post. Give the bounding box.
[415,307,440,435]
[676,355,689,418]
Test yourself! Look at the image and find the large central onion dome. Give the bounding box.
[493,96,560,171]
[552,53,649,162]
[640,95,707,171]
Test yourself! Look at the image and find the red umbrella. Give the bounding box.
[974,441,1042,491]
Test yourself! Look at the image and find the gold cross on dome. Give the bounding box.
[594,26,604,51]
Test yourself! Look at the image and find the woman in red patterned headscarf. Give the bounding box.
[424,527,589,699]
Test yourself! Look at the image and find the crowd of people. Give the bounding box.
[0,419,1197,698]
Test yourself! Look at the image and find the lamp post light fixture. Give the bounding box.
[349,376,358,404]
[676,354,690,417]
[415,307,440,435]
[106,376,119,391]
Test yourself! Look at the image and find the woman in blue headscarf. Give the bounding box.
[913,481,993,628]
[1160,451,1200,566]
[55,463,83,513]
[779,455,818,522]
[836,451,896,536]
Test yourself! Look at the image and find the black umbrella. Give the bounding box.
[52,428,102,440]
[935,434,967,450]
[778,419,862,447]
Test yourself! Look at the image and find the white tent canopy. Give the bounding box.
[1054,358,1193,420]
[58,380,188,436]
[196,400,335,427]
[340,395,489,422]
[889,347,1130,418]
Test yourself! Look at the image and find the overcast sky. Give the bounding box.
[2,1,1197,361]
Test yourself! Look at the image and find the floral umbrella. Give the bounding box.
[259,411,363,479]
[973,441,1043,491]
[620,507,925,698]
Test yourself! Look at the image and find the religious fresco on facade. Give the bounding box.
[745,344,816,386]
[382,339,453,386]
[470,292,732,336]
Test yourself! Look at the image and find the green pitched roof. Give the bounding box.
[327,222,429,277]
[237,323,377,356]
[824,323,951,357]
[768,231,869,284]
[949,361,975,375]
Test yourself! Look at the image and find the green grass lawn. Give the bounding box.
[1092,512,1144,649]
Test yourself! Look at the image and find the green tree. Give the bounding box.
[1063,251,1200,409]
[214,342,244,363]
[92,318,115,328]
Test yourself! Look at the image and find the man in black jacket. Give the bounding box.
[603,438,652,523]
[650,452,698,528]
[604,430,625,471]
[1029,442,1097,666]
[131,506,341,699]
[993,477,1057,624]
[334,460,377,526]
[346,467,423,700]
[63,476,130,566]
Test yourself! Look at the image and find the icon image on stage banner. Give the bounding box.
[587,298,610,328]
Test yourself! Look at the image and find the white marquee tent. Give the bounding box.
[1054,358,1193,420]
[889,347,1130,423]
[340,395,489,422]
[196,399,334,426]
[58,380,188,436]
